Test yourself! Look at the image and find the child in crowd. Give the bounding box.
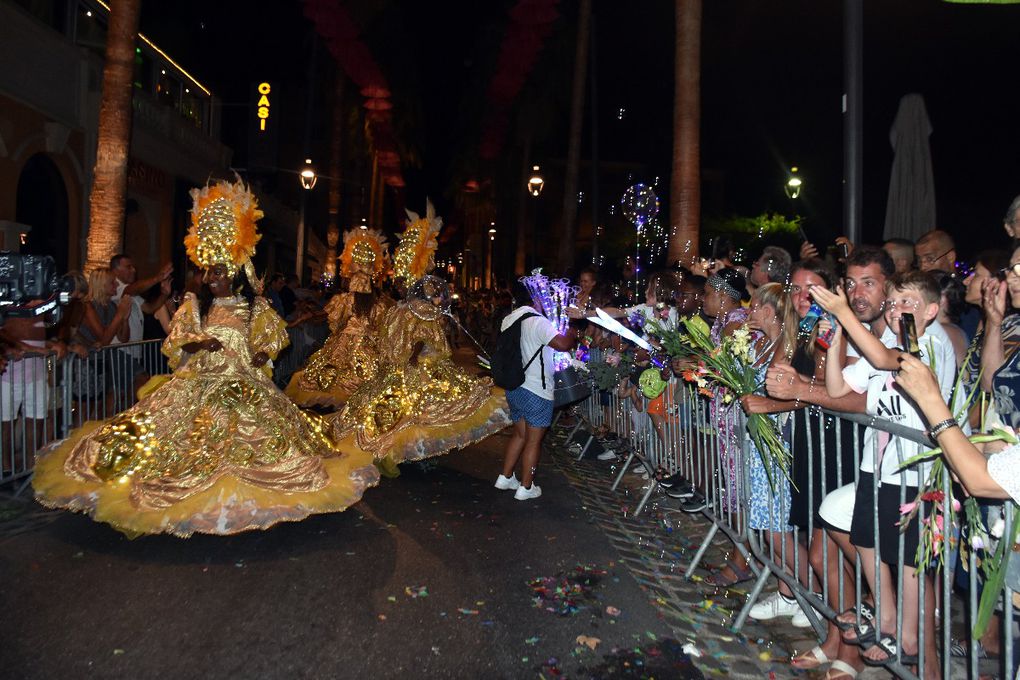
[814,271,955,671]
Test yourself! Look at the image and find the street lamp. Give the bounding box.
[527,165,544,197]
[296,158,317,281]
[784,166,802,200]
[487,224,496,288]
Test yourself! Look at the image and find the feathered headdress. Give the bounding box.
[185,177,263,290]
[340,227,388,293]
[393,199,442,282]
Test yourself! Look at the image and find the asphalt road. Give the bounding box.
[0,432,698,679]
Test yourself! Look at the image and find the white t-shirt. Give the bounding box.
[501,307,558,400]
[842,324,956,486]
[113,279,144,358]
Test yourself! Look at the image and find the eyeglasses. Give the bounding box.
[1000,263,1020,278]
[918,248,953,266]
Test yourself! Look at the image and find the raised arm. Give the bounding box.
[810,285,900,370]
[980,279,1008,392]
[896,353,1008,499]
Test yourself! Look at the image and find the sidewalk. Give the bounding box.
[547,427,891,679]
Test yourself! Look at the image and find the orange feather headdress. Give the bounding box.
[185,177,263,289]
[340,227,388,292]
[393,199,442,282]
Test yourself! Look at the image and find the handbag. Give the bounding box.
[553,365,591,408]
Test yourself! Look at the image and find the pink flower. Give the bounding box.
[605,353,620,367]
[951,498,961,513]
[899,501,918,515]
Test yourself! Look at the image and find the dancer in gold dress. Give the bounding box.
[286,228,391,408]
[33,178,379,537]
[332,202,510,465]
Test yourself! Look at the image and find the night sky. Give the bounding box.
[140,0,1020,262]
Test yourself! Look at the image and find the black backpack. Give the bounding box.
[490,312,545,390]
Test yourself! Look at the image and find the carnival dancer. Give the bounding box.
[332,202,510,465]
[286,228,391,408]
[32,178,379,537]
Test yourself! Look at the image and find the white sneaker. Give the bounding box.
[748,591,801,621]
[596,450,617,461]
[791,595,822,628]
[494,474,521,490]
[514,483,542,501]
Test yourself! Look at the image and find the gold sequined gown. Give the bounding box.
[332,302,510,464]
[32,293,380,538]
[285,293,391,408]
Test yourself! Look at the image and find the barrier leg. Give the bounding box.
[732,564,773,632]
[611,450,636,491]
[684,521,719,579]
[577,433,595,461]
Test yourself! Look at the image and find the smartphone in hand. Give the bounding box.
[900,313,922,357]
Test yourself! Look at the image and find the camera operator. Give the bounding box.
[0,301,68,470]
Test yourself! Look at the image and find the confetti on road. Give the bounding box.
[528,564,607,616]
[404,585,429,599]
[457,608,479,615]
[576,635,601,650]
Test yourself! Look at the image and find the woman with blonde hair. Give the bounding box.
[78,268,132,348]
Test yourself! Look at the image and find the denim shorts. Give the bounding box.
[506,386,553,428]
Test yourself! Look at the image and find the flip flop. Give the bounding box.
[824,660,859,679]
[704,560,754,587]
[862,634,919,667]
[834,602,874,632]
[790,645,831,670]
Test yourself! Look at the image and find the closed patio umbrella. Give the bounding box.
[883,93,936,242]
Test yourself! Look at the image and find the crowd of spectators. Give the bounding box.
[509,203,1020,679]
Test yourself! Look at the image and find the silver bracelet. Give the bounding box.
[927,418,959,442]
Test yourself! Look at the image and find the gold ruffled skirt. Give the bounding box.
[332,359,510,464]
[285,332,381,409]
[33,372,380,538]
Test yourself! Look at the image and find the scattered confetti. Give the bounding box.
[576,635,601,651]
[525,636,540,646]
[457,608,479,615]
[404,585,429,599]
[112,649,125,656]
[528,564,607,616]
[606,606,621,617]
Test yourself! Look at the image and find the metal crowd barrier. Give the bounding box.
[0,339,169,495]
[564,349,1014,680]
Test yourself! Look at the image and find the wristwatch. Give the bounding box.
[926,418,959,443]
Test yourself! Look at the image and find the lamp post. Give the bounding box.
[784,166,802,200]
[296,159,317,281]
[486,224,496,288]
[527,165,545,197]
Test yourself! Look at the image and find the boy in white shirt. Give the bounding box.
[813,271,954,669]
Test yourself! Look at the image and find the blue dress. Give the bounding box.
[746,347,792,532]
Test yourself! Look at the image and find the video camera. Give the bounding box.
[0,253,75,321]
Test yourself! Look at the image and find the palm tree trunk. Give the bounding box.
[326,73,345,278]
[555,0,591,275]
[668,0,702,268]
[84,0,142,274]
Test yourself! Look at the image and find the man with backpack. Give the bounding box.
[493,281,577,500]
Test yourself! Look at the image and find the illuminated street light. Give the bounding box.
[296,159,318,281]
[300,159,317,190]
[527,165,544,197]
[784,166,802,199]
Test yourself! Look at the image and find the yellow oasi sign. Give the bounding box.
[256,82,271,132]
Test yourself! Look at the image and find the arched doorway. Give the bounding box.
[16,154,69,272]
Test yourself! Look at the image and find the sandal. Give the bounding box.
[703,560,754,587]
[790,645,831,670]
[824,660,859,680]
[862,634,918,667]
[835,602,874,632]
[841,621,877,648]
[949,639,999,660]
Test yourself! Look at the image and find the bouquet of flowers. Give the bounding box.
[651,315,791,488]
[584,349,635,391]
